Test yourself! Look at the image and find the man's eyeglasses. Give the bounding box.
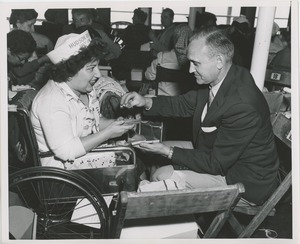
[14,54,29,64]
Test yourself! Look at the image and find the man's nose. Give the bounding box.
[189,62,195,73]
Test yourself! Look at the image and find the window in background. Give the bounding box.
[111,6,133,28]
[206,6,241,25]
[255,7,290,28]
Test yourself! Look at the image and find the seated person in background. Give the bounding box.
[194,11,217,30]
[34,9,65,46]
[122,8,156,50]
[30,31,135,169]
[121,26,279,206]
[62,8,121,62]
[89,8,112,34]
[7,29,50,90]
[9,9,54,56]
[227,15,255,70]
[123,8,154,50]
[269,41,291,70]
[149,8,176,58]
[145,24,192,96]
[268,22,287,64]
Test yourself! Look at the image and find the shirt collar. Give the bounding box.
[57,81,94,101]
[210,78,224,97]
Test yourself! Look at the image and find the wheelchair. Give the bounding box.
[9,166,110,239]
[8,90,138,239]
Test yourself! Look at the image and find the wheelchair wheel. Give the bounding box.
[9,167,110,239]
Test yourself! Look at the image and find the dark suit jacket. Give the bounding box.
[144,64,279,205]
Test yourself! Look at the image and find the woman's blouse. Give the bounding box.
[30,80,101,168]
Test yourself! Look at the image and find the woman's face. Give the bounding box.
[68,60,101,96]
[16,19,36,33]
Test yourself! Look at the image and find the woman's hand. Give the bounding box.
[104,119,135,139]
[134,141,170,157]
[120,92,152,109]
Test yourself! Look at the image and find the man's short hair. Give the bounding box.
[9,9,38,27]
[134,9,148,23]
[190,26,234,61]
[162,8,174,19]
[7,29,36,55]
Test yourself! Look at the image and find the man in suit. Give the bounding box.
[120,26,279,205]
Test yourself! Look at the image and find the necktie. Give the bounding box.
[208,86,214,108]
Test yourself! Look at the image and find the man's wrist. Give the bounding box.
[144,97,153,110]
[167,146,174,159]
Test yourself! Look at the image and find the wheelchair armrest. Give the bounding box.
[70,146,136,169]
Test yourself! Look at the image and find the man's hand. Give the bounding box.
[120,92,152,109]
[133,141,170,157]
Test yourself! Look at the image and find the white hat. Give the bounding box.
[47,30,92,64]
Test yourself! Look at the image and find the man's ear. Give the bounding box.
[216,55,224,70]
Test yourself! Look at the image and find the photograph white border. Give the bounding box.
[1,0,299,244]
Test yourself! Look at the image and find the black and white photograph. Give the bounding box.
[1,0,299,243]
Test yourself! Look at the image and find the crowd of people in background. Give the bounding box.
[7,8,290,94]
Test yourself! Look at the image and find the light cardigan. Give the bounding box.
[30,80,101,168]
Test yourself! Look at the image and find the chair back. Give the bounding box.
[110,183,245,238]
[8,104,41,173]
[155,64,196,95]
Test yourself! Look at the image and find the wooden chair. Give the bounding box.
[228,171,291,238]
[109,183,245,238]
[154,65,195,96]
[228,111,292,238]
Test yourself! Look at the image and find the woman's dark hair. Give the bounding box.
[9,9,38,27]
[7,29,36,54]
[49,38,107,82]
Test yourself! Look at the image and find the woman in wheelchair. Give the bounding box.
[30,30,135,169]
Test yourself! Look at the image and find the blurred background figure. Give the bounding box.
[268,22,288,64]
[62,8,121,62]
[227,14,255,69]
[145,24,192,96]
[122,8,156,50]
[7,29,50,90]
[9,9,54,56]
[34,9,65,45]
[194,11,217,30]
[149,8,176,58]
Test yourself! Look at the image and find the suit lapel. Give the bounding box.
[203,64,236,124]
